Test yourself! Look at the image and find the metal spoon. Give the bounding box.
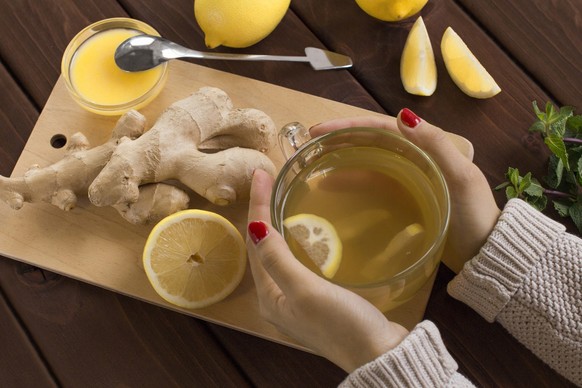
[114,35,353,72]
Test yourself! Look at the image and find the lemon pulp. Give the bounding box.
[441,27,501,98]
[400,16,436,96]
[283,214,342,279]
[143,209,246,309]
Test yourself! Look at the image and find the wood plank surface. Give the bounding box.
[0,259,251,387]
[457,0,582,108]
[0,0,577,386]
[0,58,58,388]
[0,273,57,387]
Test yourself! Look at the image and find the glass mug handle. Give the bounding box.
[278,122,311,160]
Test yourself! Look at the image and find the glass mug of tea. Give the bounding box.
[271,123,450,312]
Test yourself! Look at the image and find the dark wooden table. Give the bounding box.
[1,1,580,386]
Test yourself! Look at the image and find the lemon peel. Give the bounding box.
[194,0,290,49]
[401,16,436,96]
[355,0,428,22]
[143,209,246,309]
[441,27,501,98]
[283,213,342,279]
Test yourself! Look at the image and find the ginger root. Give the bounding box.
[88,87,277,208]
[1,86,277,224]
[113,183,190,225]
[0,111,191,224]
[0,111,146,212]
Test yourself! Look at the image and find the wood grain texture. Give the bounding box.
[0,0,128,108]
[457,0,582,109]
[0,63,37,176]
[0,259,250,387]
[0,270,57,387]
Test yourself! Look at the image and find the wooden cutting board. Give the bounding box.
[0,60,472,351]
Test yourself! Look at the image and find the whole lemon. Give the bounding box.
[195,0,291,49]
[355,0,429,22]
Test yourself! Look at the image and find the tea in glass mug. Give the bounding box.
[272,126,450,312]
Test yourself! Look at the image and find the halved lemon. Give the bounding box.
[441,27,501,98]
[143,209,246,309]
[401,16,436,96]
[283,214,342,278]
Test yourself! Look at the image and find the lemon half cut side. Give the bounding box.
[401,16,437,96]
[441,27,501,98]
[143,209,246,309]
[283,213,342,279]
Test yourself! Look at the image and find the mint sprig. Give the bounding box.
[496,101,582,234]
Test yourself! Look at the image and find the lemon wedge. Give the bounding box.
[283,214,342,279]
[401,16,436,96]
[355,0,428,22]
[441,27,501,98]
[194,0,290,48]
[361,223,425,280]
[143,209,246,309]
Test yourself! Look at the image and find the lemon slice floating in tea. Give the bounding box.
[143,209,246,309]
[401,16,437,96]
[283,214,342,278]
[441,26,501,98]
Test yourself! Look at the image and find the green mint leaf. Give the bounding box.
[529,120,546,133]
[524,177,544,197]
[567,115,582,136]
[545,134,570,171]
[569,199,582,234]
[526,195,547,211]
[549,115,568,136]
[553,200,571,217]
[546,155,564,188]
[559,106,574,117]
[508,167,520,187]
[545,101,556,120]
[519,172,532,192]
[505,185,518,199]
[533,101,544,120]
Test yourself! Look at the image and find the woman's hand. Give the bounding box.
[247,169,409,373]
[311,109,501,273]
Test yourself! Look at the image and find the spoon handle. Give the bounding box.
[178,47,309,63]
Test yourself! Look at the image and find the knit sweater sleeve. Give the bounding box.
[340,321,474,388]
[447,198,582,385]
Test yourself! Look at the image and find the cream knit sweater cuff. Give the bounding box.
[340,321,464,387]
[447,198,565,322]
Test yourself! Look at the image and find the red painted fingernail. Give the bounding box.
[401,108,422,128]
[248,221,269,244]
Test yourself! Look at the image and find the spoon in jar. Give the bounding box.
[114,35,353,72]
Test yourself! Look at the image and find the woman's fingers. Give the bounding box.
[310,116,398,138]
[247,169,274,226]
[396,108,501,271]
[247,170,317,297]
[396,108,476,189]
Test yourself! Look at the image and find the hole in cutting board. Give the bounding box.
[50,134,67,149]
